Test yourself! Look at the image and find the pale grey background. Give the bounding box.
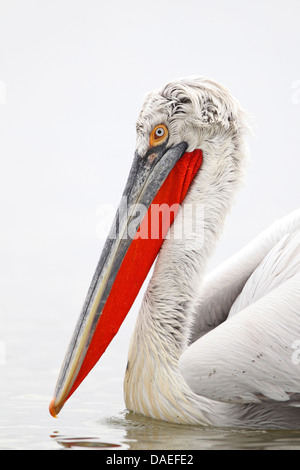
[0,0,300,449]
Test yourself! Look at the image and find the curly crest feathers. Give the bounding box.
[136,76,249,159]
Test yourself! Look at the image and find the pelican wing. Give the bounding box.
[228,230,300,318]
[180,230,300,405]
[190,208,300,343]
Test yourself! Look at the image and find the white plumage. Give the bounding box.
[124,77,300,429]
[181,213,300,405]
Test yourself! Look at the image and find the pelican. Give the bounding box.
[49,77,300,429]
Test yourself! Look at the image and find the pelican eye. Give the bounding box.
[155,127,164,137]
[149,124,169,147]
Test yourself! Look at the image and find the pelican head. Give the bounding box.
[49,76,247,417]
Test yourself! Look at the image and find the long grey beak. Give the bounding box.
[49,141,188,417]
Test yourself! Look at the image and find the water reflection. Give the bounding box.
[50,432,127,450]
[51,410,300,450]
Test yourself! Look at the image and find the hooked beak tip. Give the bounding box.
[49,398,58,418]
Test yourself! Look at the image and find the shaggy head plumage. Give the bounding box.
[135,76,248,160]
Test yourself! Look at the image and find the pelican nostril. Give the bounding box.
[148,152,158,163]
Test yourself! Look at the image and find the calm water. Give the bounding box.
[1,309,300,450]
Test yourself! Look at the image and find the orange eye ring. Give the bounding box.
[149,124,169,147]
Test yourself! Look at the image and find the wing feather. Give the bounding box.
[190,208,300,343]
[180,272,300,405]
[229,230,300,317]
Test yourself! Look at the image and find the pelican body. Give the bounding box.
[50,77,300,429]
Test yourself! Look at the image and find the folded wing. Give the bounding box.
[181,211,300,406]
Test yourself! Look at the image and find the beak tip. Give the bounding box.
[49,398,58,418]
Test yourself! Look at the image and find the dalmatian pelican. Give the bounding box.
[49,77,300,429]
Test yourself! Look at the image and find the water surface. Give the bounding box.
[1,309,300,450]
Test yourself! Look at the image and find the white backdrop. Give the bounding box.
[0,0,300,399]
